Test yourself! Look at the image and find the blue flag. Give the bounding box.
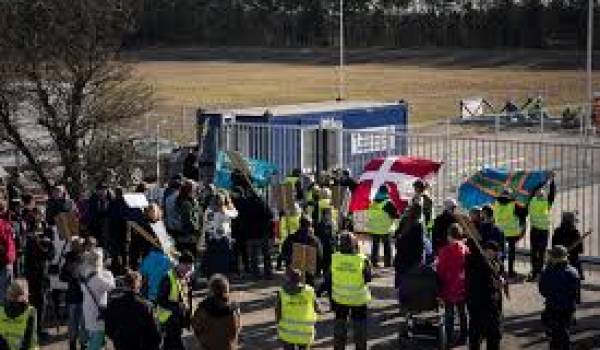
[458,167,550,209]
[215,151,278,189]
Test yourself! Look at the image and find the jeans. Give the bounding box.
[0,265,13,305]
[246,239,272,276]
[530,228,549,276]
[86,330,105,350]
[370,234,392,267]
[68,303,86,345]
[506,236,519,275]
[444,302,467,344]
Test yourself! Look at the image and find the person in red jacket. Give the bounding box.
[0,200,17,304]
[436,223,469,346]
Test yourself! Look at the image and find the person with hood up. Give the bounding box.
[431,198,458,255]
[80,248,116,350]
[105,270,161,350]
[366,185,399,268]
[276,268,318,350]
[0,280,37,350]
[436,223,469,346]
[493,189,527,277]
[192,274,241,350]
[539,245,580,350]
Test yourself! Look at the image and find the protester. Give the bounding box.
[164,175,183,237]
[139,247,171,303]
[315,207,336,276]
[105,270,161,350]
[465,240,507,350]
[81,248,116,350]
[276,268,318,350]
[527,177,556,281]
[493,189,527,277]
[0,200,16,305]
[552,211,584,303]
[281,216,323,287]
[230,181,251,275]
[412,179,434,232]
[479,205,505,258]
[23,223,54,342]
[45,185,77,227]
[436,223,469,346]
[395,204,426,276]
[539,245,580,350]
[203,192,238,277]
[431,198,458,254]
[59,236,87,350]
[0,280,37,350]
[6,173,24,213]
[156,254,193,350]
[327,232,371,350]
[175,180,202,257]
[244,191,274,279]
[192,274,241,350]
[277,204,301,270]
[86,184,113,249]
[366,185,399,267]
[283,168,305,202]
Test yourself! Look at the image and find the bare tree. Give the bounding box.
[0,0,153,196]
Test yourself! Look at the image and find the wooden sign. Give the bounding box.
[352,210,369,233]
[291,243,317,275]
[227,151,251,177]
[273,183,295,213]
[55,212,80,240]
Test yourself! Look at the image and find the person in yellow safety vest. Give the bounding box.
[0,280,38,350]
[367,185,400,268]
[277,203,302,270]
[156,253,194,350]
[276,268,319,350]
[317,187,338,230]
[527,177,556,281]
[327,232,372,350]
[284,168,304,202]
[412,179,434,234]
[493,189,527,278]
[305,183,321,225]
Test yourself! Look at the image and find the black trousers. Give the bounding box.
[542,308,574,350]
[27,280,47,335]
[370,234,392,267]
[468,320,501,350]
[530,228,549,276]
[506,236,520,275]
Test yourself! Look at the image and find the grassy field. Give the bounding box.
[131,48,600,142]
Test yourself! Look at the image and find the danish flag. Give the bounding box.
[349,156,442,214]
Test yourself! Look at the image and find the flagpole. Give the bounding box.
[337,0,345,101]
[586,0,594,138]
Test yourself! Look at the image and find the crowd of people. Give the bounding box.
[0,167,587,350]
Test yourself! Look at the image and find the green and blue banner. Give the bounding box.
[215,151,278,189]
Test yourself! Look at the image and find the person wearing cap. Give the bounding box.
[493,188,527,277]
[465,240,508,350]
[105,270,161,350]
[431,198,458,255]
[552,212,584,302]
[539,245,580,350]
[366,185,399,268]
[156,252,193,350]
[276,268,319,350]
[80,248,116,350]
[527,177,556,281]
[0,280,37,350]
[412,179,434,232]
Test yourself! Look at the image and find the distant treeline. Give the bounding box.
[126,0,597,49]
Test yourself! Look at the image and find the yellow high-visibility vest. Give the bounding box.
[155,270,183,324]
[493,201,521,237]
[0,306,38,350]
[278,286,317,345]
[529,198,551,230]
[279,214,301,246]
[367,201,394,235]
[331,253,371,306]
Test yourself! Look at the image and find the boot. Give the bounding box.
[69,341,77,350]
[333,318,348,350]
[353,319,368,350]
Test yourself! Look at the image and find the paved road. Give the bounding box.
[41,261,600,349]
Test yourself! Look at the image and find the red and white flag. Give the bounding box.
[349,156,442,214]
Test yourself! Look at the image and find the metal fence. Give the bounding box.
[214,122,600,259]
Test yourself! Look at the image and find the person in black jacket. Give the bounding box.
[24,225,55,343]
[60,236,86,350]
[282,216,323,287]
[431,198,458,255]
[539,245,580,350]
[315,207,336,277]
[105,270,161,350]
[552,212,584,280]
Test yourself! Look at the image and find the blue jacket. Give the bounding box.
[140,250,172,302]
[539,262,579,311]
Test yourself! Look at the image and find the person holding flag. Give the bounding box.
[527,176,556,281]
[366,185,399,268]
[493,189,527,278]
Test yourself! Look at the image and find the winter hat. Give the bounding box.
[548,245,568,264]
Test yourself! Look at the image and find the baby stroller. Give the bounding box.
[397,264,447,350]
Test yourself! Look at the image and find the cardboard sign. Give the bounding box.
[150,221,179,263]
[55,212,79,239]
[355,233,372,256]
[291,243,317,275]
[273,183,296,213]
[352,210,369,233]
[123,193,149,209]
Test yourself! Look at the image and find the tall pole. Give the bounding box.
[338,0,344,101]
[587,0,594,137]
[156,122,161,185]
